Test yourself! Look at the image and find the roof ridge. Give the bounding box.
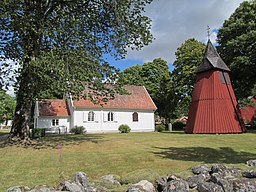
[196,40,230,74]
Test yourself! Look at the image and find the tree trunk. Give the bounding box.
[10,66,35,140]
[11,99,33,139]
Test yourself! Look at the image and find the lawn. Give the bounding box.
[0,130,256,191]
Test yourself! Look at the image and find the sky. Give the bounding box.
[3,0,245,96]
[107,0,245,71]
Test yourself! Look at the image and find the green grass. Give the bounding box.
[0,130,256,191]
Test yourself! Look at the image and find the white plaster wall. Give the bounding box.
[73,108,155,133]
[66,96,74,130]
[37,117,70,131]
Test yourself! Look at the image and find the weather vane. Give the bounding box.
[207,25,210,40]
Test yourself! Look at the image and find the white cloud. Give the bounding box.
[126,0,245,64]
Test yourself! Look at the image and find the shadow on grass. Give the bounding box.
[247,129,256,134]
[42,133,104,145]
[152,146,256,164]
[0,133,104,149]
[161,131,185,134]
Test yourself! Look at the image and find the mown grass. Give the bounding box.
[0,130,256,191]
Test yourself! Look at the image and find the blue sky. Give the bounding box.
[107,0,244,72]
[105,56,175,72]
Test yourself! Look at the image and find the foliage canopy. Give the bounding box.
[172,38,205,116]
[120,58,174,120]
[217,0,256,99]
[0,91,16,124]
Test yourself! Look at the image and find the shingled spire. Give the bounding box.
[196,40,230,73]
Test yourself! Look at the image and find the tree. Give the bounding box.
[141,58,170,101]
[141,58,174,121]
[121,58,174,122]
[217,0,256,99]
[120,64,144,86]
[0,0,153,139]
[0,91,16,125]
[172,38,205,117]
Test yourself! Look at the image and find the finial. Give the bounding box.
[207,25,210,40]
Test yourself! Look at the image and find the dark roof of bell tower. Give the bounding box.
[195,40,230,74]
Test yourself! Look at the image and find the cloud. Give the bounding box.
[125,0,244,64]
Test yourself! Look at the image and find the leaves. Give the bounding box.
[0,90,16,123]
[120,58,174,119]
[0,0,154,88]
[172,38,205,116]
[217,0,256,99]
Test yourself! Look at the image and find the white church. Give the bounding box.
[34,85,157,133]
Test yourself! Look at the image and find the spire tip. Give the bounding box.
[207,25,211,41]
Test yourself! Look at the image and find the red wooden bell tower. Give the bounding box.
[186,40,246,134]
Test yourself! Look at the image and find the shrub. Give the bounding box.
[172,121,186,130]
[118,124,131,133]
[32,128,45,138]
[247,120,256,130]
[155,124,165,132]
[70,126,86,134]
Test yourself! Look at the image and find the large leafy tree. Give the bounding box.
[0,91,16,125]
[120,64,144,86]
[140,58,171,105]
[121,58,174,121]
[0,0,153,139]
[217,0,256,99]
[172,38,205,117]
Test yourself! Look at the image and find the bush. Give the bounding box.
[155,124,165,132]
[70,126,86,134]
[247,120,256,130]
[118,124,131,133]
[172,121,186,130]
[32,128,46,138]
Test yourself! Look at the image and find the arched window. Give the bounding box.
[108,112,114,121]
[88,111,95,121]
[133,112,138,122]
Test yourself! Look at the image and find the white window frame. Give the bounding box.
[52,119,59,126]
[88,111,95,122]
[107,111,114,122]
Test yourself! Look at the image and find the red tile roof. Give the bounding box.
[240,98,256,124]
[73,85,157,110]
[39,99,69,117]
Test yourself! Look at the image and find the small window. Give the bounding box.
[133,112,138,122]
[108,112,114,121]
[88,111,95,121]
[52,119,59,126]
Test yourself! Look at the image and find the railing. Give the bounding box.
[45,126,67,134]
